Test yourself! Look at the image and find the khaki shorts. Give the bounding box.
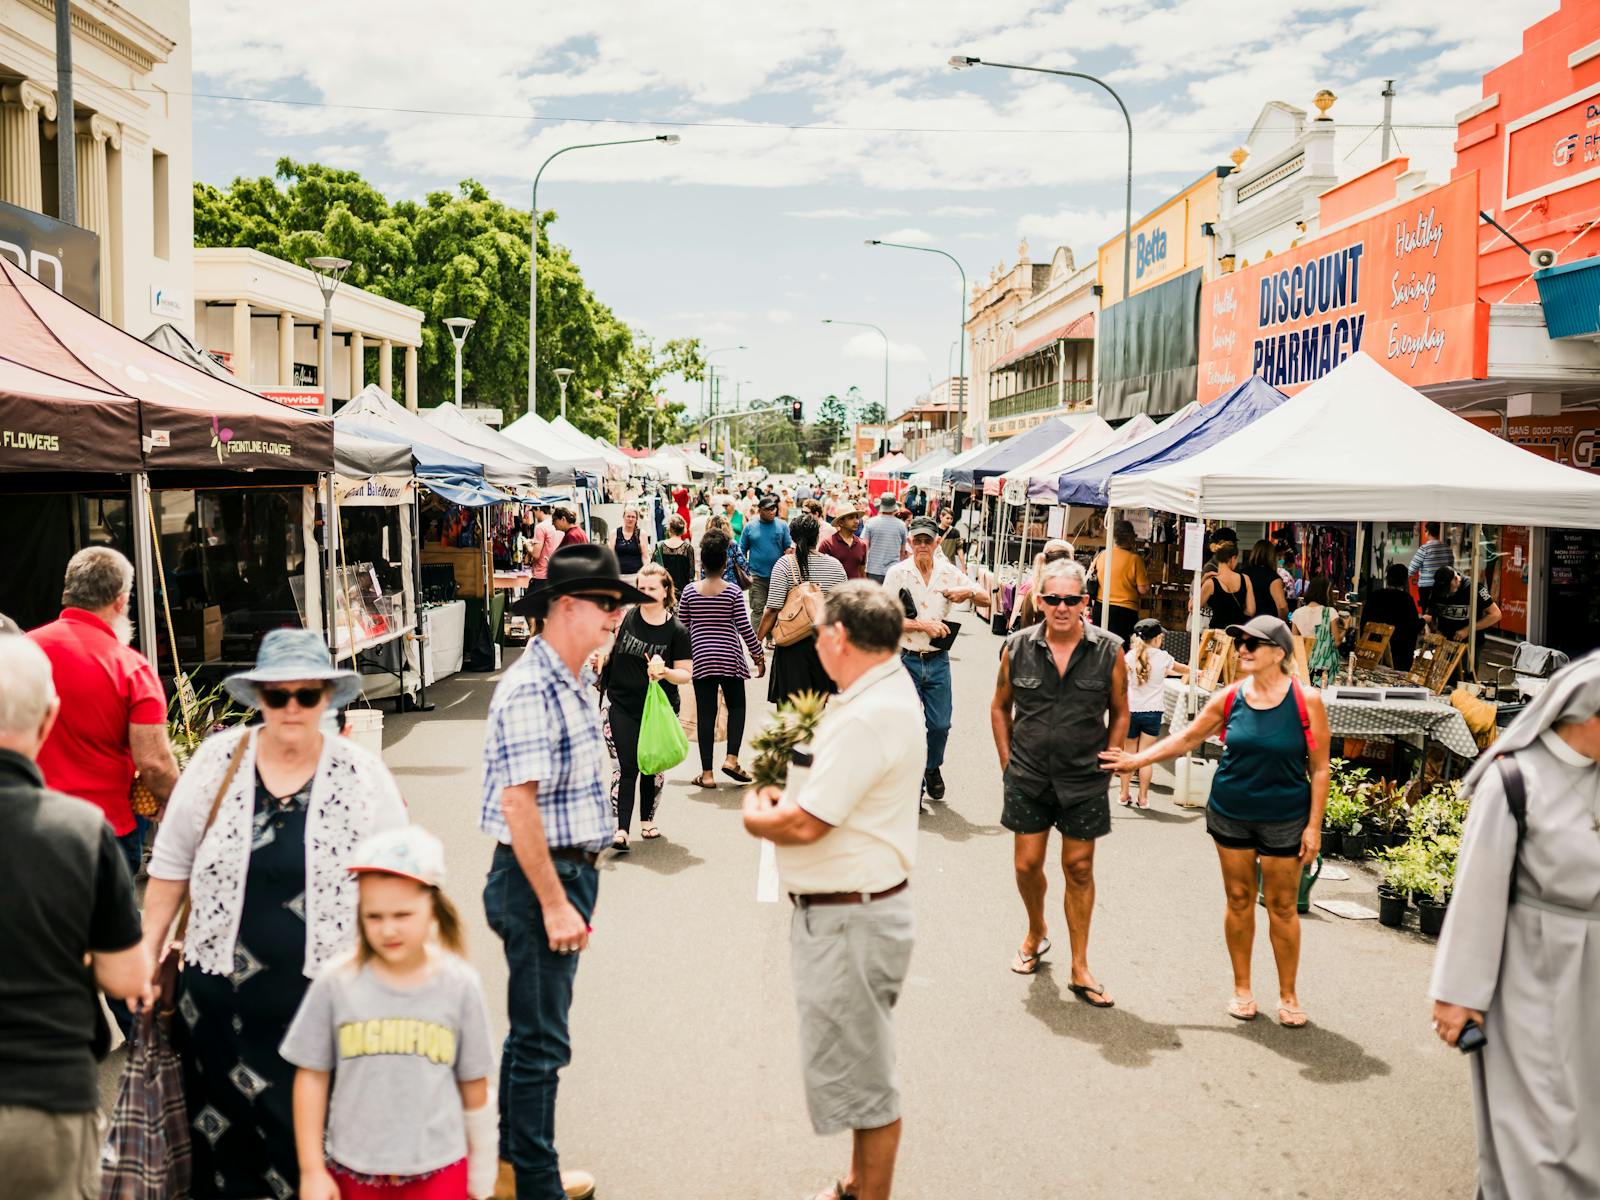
[790,890,915,1136]
[0,1106,101,1200]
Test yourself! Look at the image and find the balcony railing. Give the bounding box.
[988,379,1092,421]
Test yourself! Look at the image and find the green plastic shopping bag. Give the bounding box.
[636,681,689,775]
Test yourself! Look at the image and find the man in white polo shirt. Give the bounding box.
[882,516,988,804]
[742,581,922,1200]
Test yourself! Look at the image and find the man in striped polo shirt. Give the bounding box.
[1408,523,1453,611]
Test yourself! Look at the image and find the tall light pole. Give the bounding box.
[553,366,575,420]
[527,134,680,418]
[821,318,889,418]
[950,55,1133,312]
[443,317,475,407]
[307,254,352,416]
[609,388,628,446]
[866,238,968,448]
[651,393,665,449]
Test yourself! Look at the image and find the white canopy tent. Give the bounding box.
[919,442,987,490]
[341,386,541,491]
[553,415,633,477]
[653,444,724,476]
[422,401,577,487]
[501,411,612,478]
[1109,353,1600,526]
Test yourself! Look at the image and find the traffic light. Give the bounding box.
[698,440,709,454]
[790,399,803,423]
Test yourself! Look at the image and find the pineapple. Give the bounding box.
[749,691,829,789]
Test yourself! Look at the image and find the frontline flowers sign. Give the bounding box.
[1197,172,1485,403]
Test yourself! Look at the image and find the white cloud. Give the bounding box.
[929,204,994,218]
[1014,205,1123,252]
[880,227,934,245]
[766,308,795,324]
[783,206,911,219]
[838,331,926,366]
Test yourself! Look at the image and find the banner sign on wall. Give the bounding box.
[0,200,101,314]
[1196,173,1486,403]
[1504,82,1600,209]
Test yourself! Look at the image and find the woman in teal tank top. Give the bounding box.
[1100,615,1330,1029]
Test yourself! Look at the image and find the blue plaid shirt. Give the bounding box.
[480,637,611,852]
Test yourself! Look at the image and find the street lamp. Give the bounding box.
[306,254,352,416]
[650,393,666,450]
[821,318,889,418]
[443,317,475,407]
[949,54,1133,313]
[609,388,628,446]
[866,238,969,448]
[527,134,681,418]
[553,366,575,420]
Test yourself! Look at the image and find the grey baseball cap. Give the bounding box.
[1224,615,1295,657]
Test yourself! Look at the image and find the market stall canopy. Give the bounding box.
[924,442,990,489]
[904,448,953,482]
[654,444,724,475]
[1056,377,1286,507]
[342,386,538,491]
[988,417,1114,497]
[553,416,632,477]
[501,411,611,478]
[0,255,333,472]
[333,429,416,506]
[947,416,1076,491]
[143,323,232,380]
[422,401,574,487]
[1109,352,1600,528]
[1023,415,1156,502]
[0,356,143,472]
[864,451,914,478]
[334,415,506,508]
[639,452,689,483]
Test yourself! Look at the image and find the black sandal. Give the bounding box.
[722,763,752,783]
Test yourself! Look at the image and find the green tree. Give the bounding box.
[815,393,849,452]
[192,159,691,427]
[857,399,888,425]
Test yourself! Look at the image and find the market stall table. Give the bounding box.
[1160,679,1480,760]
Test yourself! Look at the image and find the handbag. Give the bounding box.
[773,580,823,647]
[733,556,753,590]
[99,1009,192,1200]
[636,681,690,775]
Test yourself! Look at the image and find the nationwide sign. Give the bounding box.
[1196,172,1485,403]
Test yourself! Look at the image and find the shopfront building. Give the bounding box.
[982,246,1096,441]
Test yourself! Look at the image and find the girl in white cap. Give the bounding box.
[282,826,497,1200]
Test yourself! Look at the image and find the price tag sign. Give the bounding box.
[1182,522,1204,571]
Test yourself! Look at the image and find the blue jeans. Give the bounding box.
[900,650,952,773]
[483,843,599,1200]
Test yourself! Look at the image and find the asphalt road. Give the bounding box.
[381,619,1477,1200]
[102,617,1478,1197]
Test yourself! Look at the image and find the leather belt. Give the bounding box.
[790,879,909,907]
[550,846,600,867]
[901,646,947,659]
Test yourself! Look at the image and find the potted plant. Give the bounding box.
[1414,833,1459,936]
[1366,779,1410,850]
[1374,842,1425,928]
[1320,791,1360,857]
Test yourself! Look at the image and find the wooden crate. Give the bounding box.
[421,546,487,598]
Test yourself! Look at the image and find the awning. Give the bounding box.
[990,313,1095,373]
[423,401,574,487]
[334,415,508,508]
[948,416,1079,491]
[343,386,538,491]
[0,356,143,473]
[0,255,333,473]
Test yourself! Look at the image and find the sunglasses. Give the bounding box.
[569,592,623,613]
[1039,593,1086,608]
[258,685,329,709]
[1231,635,1271,652]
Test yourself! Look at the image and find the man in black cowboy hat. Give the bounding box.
[480,545,647,1200]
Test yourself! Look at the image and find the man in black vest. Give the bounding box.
[991,559,1128,1005]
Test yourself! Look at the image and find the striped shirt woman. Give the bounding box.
[677,533,763,787]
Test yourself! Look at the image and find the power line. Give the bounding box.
[109,84,1460,137]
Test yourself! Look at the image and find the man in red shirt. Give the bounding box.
[819,506,868,580]
[27,547,178,879]
[553,507,589,548]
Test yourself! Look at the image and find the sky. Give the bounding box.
[189,0,1552,422]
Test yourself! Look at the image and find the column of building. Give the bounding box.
[0,81,55,211]
[73,114,121,315]
[404,345,418,412]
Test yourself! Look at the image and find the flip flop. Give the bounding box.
[1068,980,1116,1008]
[810,1183,856,1200]
[1228,997,1258,1021]
[611,832,629,854]
[641,824,662,840]
[1117,795,1133,807]
[1010,937,1051,975]
[1134,796,1150,809]
[694,774,718,788]
[1278,1005,1309,1028]
[722,764,752,783]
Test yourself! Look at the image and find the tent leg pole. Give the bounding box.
[1176,518,1206,808]
[1468,521,1482,681]
[324,474,341,651]
[1102,506,1116,634]
[131,473,158,668]
[1353,521,1366,599]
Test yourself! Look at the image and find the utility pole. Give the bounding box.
[55,0,77,223]
[1380,80,1396,161]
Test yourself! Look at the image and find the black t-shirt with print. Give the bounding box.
[1430,580,1493,640]
[604,608,691,717]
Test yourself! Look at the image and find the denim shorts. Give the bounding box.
[1205,806,1307,857]
[1127,710,1162,738]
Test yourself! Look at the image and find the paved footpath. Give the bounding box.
[107,619,1478,1197]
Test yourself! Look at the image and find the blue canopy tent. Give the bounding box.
[945,416,1075,492]
[337,418,508,507]
[1055,376,1286,507]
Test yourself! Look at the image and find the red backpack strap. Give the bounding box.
[1218,684,1241,745]
[1289,678,1316,753]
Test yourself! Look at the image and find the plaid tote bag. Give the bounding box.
[100,1009,192,1200]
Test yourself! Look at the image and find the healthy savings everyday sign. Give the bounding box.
[1197,173,1485,402]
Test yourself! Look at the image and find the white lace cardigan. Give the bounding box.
[148,726,408,978]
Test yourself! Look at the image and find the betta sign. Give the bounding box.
[1196,172,1485,402]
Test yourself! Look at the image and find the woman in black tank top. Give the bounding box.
[613,506,646,575]
[1202,544,1254,629]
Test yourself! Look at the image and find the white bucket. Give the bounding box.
[345,707,384,758]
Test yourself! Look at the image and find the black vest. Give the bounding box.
[1004,622,1120,799]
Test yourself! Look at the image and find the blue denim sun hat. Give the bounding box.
[222,628,362,709]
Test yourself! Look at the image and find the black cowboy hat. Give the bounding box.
[511,543,650,618]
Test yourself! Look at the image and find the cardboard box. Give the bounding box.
[170,605,223,662]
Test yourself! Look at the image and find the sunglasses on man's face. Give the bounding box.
[258,686,328,710]
[569,592,623,613]
[1039,593,1086,608]
[1231,635,1270,652]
